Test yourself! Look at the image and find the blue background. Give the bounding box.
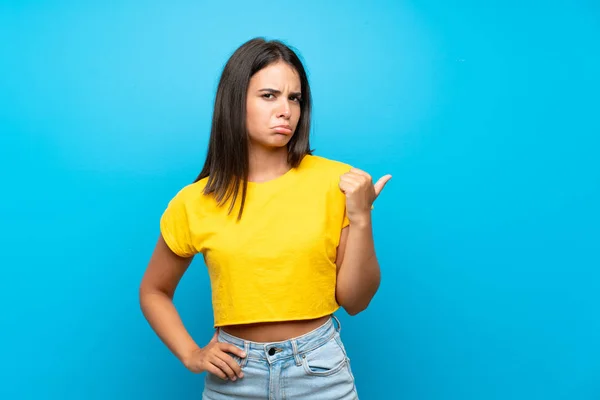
[1,1,599,399]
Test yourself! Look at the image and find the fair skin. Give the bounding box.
[244,60,302,182]
[139,61,391,382]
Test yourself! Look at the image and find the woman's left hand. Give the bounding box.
[339,168,392,225]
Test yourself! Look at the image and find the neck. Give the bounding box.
[247,145,290,183]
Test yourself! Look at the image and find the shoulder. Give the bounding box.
[296,155,353,197]
[300,154,353,177]
[166,177,210,208]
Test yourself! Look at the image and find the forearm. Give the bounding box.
[335,215,381,315]
[139,290,200,364]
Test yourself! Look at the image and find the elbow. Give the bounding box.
[336,281,380,316]
[138,284,173,312]
[342,299,372,316]
[138,285,153,313]
[138,281,153,304]
[344,304,367,316]
[139,273,175,302]
[337,292,373,316]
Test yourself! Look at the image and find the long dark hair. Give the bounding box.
[195,37,313,220]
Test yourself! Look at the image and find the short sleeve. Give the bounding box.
[160,189,197,258]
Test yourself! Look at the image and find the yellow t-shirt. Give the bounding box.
[160,154,352,327]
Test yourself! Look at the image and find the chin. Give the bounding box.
[250,134,294,150]
[266,141,291,150]
[253,135,293,149]
[272,135,293,147]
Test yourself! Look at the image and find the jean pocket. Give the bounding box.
[218,335,247,367]
[229,353,242,365]
[301,335,348,377]
[224,348,246,368]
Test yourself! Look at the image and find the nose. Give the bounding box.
[277,100,291,119]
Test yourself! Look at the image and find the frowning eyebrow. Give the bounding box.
[259,88,302,98]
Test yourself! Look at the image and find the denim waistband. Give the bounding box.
[217,315,342,365]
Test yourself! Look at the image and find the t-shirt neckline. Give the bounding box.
[246,155,309,188]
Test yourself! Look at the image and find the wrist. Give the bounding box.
[181,345,202,367]
[348,212,372,229]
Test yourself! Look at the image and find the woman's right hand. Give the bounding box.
[183,331,246,381]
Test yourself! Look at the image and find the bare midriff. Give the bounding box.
[220,315,331,343]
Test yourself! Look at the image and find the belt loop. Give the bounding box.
[291,339,302,366]
[241,341,250,367]
[332,314,342,333]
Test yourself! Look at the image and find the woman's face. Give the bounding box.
[246,61,302,150]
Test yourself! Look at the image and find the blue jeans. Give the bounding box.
[202,315,359,399]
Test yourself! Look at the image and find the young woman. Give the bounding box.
[139,37,391,399]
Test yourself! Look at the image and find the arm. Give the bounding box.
[139,235,200,364]
[140,234,246,380]
[335,217,381,315]
[334,168,392,315]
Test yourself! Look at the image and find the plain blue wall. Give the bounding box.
[1,1,599,399]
